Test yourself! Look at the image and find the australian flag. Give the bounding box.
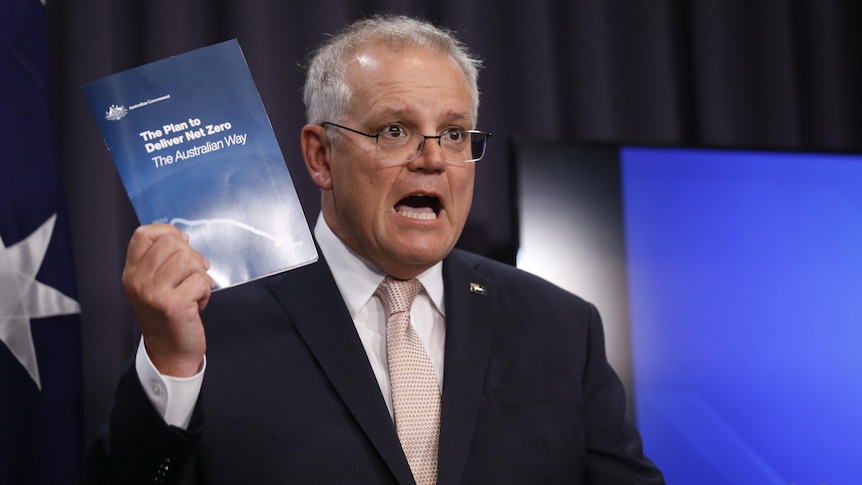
[1,0,84,483]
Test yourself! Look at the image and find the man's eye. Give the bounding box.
[379,125,408,139]
[443,129,464,142]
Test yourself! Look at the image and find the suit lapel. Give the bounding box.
[437,251,497,485]
[266,257,415,485]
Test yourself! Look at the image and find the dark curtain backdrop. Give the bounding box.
[46,0,862,445]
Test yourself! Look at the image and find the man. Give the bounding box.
[82,15,664,484]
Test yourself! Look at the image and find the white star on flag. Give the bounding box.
[0,214,81,391]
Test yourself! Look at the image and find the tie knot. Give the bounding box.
[375,276,422,316]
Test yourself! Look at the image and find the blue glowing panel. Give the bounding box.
[622,147,862,485]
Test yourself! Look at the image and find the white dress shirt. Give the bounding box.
[136,213,447,427]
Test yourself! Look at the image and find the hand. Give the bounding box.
[122,224,215,377]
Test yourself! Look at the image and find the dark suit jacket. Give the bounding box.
[82,249,664,484]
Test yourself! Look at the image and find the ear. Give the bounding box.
[301,124,333,190]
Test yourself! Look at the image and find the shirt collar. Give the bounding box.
[313,213,445,319]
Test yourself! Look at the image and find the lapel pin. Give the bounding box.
[469,282,488,296]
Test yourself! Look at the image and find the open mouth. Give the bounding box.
[395,194,440,220]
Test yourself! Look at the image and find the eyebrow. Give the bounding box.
[367,107,472,126]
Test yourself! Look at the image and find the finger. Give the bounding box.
[149,247,211,297]
[125,223,186,267]
[196,274,217,312]
[171,269,214,313]
[124,228,209,294]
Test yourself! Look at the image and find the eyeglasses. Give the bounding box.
[321,122,491,164]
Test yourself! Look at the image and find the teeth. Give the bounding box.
[397,210,437,220]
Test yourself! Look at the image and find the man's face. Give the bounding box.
[322,43,476,279]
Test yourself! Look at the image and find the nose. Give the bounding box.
[411,135,447,171]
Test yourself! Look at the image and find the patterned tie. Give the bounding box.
[375,276,440,485]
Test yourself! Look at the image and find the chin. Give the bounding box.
[386,236,443,258]
[382,227,462,265]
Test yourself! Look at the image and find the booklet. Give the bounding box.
[83,39,318,290]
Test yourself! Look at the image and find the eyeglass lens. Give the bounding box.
[378,131,486,164]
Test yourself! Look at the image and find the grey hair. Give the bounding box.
[303,15,482,127]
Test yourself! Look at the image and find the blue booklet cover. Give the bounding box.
[83,39,317,290]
